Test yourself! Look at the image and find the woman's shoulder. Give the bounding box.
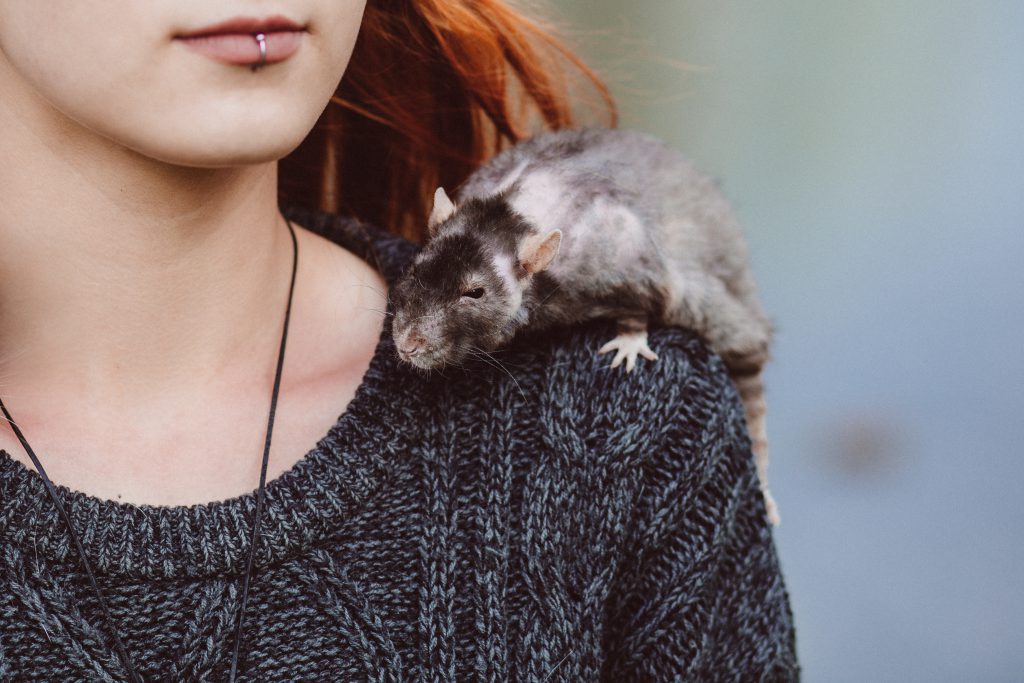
[517,318,742,419]
[507,326,795,682]
[456,316,755,484]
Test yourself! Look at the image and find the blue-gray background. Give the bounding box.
[554,1,1023,680]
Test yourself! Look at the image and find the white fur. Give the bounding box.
[507,171,569,231]
[493,160,530,195]
[584,199,646,260]
[440,222,465,237]
[490,251,523,313]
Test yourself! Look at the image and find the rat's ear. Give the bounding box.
[427,187,457,236]
[518,229,562,274]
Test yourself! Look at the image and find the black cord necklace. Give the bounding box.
[0,216,299,683]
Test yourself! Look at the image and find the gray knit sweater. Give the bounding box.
[0,207,799,682]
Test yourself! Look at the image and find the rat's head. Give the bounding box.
[392,187,561,370]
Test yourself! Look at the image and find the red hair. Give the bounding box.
[278,0,616,242]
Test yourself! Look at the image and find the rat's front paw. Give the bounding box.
[597,331,659,372]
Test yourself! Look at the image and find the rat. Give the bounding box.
[389,128,778,524]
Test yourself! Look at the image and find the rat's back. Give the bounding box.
[456,128,759,306]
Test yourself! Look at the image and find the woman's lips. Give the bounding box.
[175,16,306,67]
[178,31,304,66]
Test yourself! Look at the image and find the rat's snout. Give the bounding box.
[398,329,427,357]
[396,326,436,365]
[395,315,450,369]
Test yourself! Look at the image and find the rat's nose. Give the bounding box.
[398,330,428,358]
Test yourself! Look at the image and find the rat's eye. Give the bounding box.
[462,287,485,299]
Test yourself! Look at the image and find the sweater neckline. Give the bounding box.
[0,209,419,580]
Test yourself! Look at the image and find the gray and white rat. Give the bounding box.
[390,128,778,524]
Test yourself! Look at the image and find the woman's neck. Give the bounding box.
[0,77,295,415]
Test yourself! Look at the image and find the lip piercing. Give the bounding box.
[252,33,267,71]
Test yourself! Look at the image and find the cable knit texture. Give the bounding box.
[0,207,799,682]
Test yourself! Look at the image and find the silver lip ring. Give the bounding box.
[252,32,267,71]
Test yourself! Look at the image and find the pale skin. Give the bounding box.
[0,0,387,505]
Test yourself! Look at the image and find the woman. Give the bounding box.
[0,0,799,680]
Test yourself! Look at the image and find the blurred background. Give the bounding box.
[548,1,1024,680]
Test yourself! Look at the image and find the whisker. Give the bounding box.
[467,350,507,379]
[538,282,563,306]
[357,306,394,318]
[468,346,526,399]
[471,345,509,354]
[348,282,394,305]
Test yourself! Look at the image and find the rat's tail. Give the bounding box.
[731,369,780,526]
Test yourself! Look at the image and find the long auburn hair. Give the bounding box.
[278,0,616,243]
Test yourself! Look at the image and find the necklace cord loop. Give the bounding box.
[0,216,299,683]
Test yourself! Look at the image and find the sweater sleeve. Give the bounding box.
[599,327,800,682]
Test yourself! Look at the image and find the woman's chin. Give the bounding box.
[128,132,305,169]
[168,146,297,169]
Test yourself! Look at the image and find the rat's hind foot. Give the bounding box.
[598,319,659,372]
